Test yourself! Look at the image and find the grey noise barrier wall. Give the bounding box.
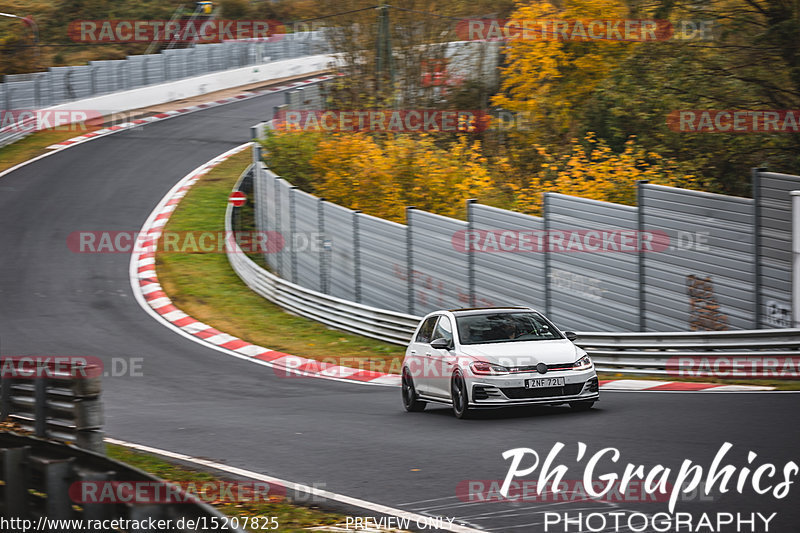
[755,171,800,328]
[251,140,800,333]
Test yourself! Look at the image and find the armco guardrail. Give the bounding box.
[577,329,800,376]
[226,153,800,378]
[227,164,419,344]
[0,432,245,532]
[0,32,332,148]
[0,357,104,454]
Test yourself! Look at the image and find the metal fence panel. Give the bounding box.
[162,50,187,81]
[470,203,545,310]
[277,179,293,281]
[262,169,282,274]
[547,193,640,332]
[408,209,469,315]
[293,189,321,291]
[359,214,408,311]
[756,171,800,328]
[322,202,356,300]
[641,184,755,331]
[4,80,36,109]
[88,60,115,95]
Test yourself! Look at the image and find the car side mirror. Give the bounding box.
[430,338,452,350]
[564,331,578,342]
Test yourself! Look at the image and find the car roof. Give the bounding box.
[447,306,536,316]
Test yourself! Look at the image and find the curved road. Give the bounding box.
[0,91,798,532]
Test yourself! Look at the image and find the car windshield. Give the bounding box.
[454,311,563,345]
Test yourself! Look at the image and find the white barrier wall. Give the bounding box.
[46,54,334,116]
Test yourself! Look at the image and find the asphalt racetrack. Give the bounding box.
[0,90,798,532]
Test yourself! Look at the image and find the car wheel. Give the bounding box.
[402,367,426,412]
[569,400,595,411]
[451,371,472,419]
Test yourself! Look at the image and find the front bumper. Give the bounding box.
[467,369,599,407]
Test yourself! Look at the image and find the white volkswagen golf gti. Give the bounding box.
[401,307,599,418]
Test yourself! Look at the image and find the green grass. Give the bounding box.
[157,149,800,389]
[156,149,407,372]
[106,444,346,533]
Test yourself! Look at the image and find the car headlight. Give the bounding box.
[573,355,593,371]
[470,361,510,375]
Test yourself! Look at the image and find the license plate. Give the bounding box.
[525,377,565,389]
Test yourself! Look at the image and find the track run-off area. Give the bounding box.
[0,88,798,532]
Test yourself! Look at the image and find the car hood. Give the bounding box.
[459,339,580,367]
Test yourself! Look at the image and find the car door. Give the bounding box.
[408,315,439,395]
[427,315,456,398]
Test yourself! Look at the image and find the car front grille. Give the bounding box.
[509,363,573,373]
[500,383,585,399]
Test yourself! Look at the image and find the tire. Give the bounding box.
[402,367,426,412]
[451,371,472,419]
[569,400,595,411]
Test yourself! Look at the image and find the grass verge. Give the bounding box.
[156,149,406,372]
[156,149,800,389]
[106,443,346,532]
[0,128,90,173]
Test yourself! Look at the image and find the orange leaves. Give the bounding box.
[510,133,699,215]
[310,133,495,222]
[264,129,701,223]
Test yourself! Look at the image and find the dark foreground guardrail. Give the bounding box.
[1,357,105,453]
[0,432,245,532]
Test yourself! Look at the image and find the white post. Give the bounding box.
[792,191,800,327]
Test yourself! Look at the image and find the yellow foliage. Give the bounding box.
[510,133,701,215]
[492,0,637,139]
[310,134,494,222]
[267,131,703,222]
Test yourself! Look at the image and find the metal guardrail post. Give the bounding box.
[406,206,416,315]
[90,64,97,96]
[3,84,11,113]
[1,375,10,420]
[34,75,41,108]
[637,180,649,332]
[80,470,116,520]
[43,458,75,519]
[753,167,767,329]
[275,178,283,277]
[354,211,362,303]
[2,446,30,518]
[543,193,551,316]
[34,371,47,438]
[318,197,328,294]
[290,186,298,283]
[466,199,476,308]
[793,191,800,328]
